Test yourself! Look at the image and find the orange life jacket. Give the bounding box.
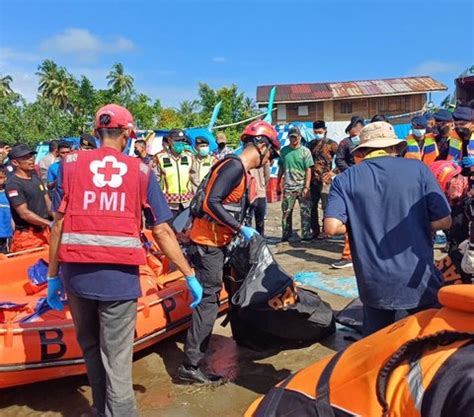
[246,285,474,417]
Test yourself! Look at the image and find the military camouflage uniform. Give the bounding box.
[279,145,314,240]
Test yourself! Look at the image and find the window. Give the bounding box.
[298,105,309,116]
[277,104,287,121]
[378,96,411,113]
[340,102,352,114]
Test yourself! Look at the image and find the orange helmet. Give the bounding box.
[429,160,462,193]
[241,120,280,155]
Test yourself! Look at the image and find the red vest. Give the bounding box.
[58,147,149,265]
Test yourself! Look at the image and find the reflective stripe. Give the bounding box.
[407,358,425,410]
[61,233,142,249]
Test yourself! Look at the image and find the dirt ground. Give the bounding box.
[0,201,442,417]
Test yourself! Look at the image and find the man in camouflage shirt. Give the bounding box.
[277,127,314,242]
[308,120,338,238]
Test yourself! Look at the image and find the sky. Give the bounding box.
[0,0,473,108]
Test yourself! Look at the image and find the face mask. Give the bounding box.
[437,125,451,137]
[198,146,210,157]
[351,136,360,145]
[172,142,186,154]
[134,148,141,157]
[218,143,226,150]
[455,127,471,140]
[314,133,324,140]
[412,128,426,138]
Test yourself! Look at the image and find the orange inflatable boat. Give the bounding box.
[0,245,228,389]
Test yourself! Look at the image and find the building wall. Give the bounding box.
[260,93,427,124]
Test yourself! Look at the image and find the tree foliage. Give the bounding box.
[1,60,259,146]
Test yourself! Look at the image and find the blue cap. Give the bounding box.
[433,109,453,122]
[453,106,474,122]
[411,115,428,129]
[423,112,434,121]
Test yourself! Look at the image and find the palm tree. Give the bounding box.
[106,63,134,96]
[0,75,14,97]
[49,70,75,110]
[36,59,60,98]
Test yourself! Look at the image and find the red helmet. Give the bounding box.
[429,160,462,193]
[241,120,280,152]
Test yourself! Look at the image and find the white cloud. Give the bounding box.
[5,69,38,102]
[212,57,227,63]
[409,60,461,75]
[0,47,40,63]
[40,28,135,60]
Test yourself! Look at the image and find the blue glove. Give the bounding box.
[462,156,474,168]
[47,276,65,311]
[186,275,203,308]
[240,226,259,241]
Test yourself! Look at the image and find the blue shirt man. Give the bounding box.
[324,122,452,335]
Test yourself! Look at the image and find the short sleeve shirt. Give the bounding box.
[47,161,60,185]
[325,156,450,309]
[56,159,173,301]
[5,174,49,229]
[279,145,314,191]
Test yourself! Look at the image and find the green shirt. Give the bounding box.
[279,145,314,191]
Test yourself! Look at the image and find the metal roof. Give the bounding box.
[256,76,447,103]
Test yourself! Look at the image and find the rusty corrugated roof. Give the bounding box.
[256,76,447,103]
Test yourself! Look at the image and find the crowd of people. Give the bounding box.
[0,100,473,415]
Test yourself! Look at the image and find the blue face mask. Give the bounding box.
[351,135,360,145]
[314,133,324,140]
[198,146,210,157]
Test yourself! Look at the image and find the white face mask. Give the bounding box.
[412,128,426,138]
[351,136,360,145]
[314,133,325,140]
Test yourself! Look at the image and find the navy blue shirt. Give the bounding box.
[55,160,172,301]
[325,156,450,309]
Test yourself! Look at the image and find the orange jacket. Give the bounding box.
[246,285,474,417]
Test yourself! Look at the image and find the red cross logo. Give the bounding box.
[97,161,121,182]
[90,155,128,188]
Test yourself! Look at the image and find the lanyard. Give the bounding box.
[364,150,391,160]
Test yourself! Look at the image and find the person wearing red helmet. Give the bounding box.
[430,160,469,253]
[178,120,280,384]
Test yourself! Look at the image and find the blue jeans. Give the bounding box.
[68,293,138,417]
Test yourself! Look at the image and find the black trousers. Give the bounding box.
[248,197,267,235]
[310,182,323,237]
[183,243,226,367]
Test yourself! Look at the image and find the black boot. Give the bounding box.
[177,365,223,384]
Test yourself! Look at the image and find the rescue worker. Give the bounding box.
[324,122,452,335]
[246,285,474,417]
[155,129,194,216]
[5,144,52,252]
[455,106,474,174]
[404,115,438,164]
[178,120,280,384]
[189,136,217,192]
[46,104,198,417]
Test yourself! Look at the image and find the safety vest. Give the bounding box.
[446,130,474,162]
[404,133,438,164]
[196,155,217,182]
[156,150,194,204]
[58,147,148,265]
[246,285,474,417]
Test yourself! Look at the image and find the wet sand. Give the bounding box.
[0,201,416,416]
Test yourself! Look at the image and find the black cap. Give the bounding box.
[167,129,188,142]
[345,116,365,134]
[80,133,97,149]
[313,120,326,130]
[195,136,209,145]
[8,144,37,160]
[288,127,301,137]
